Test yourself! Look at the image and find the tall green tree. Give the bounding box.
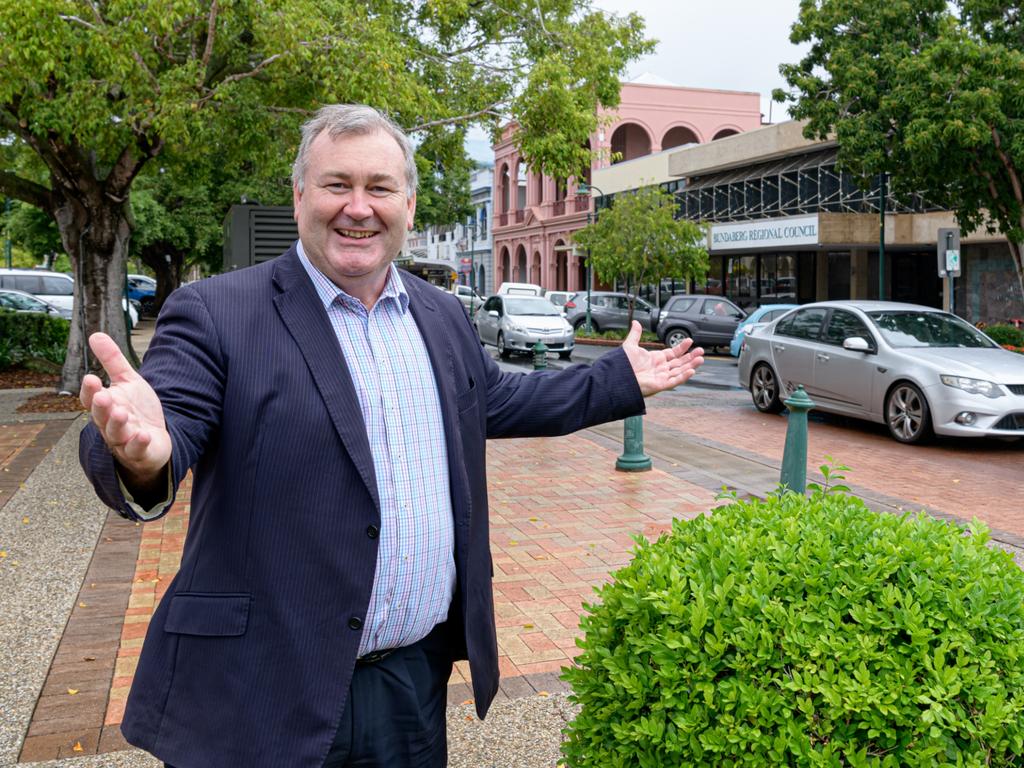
[0,0,651,391]
[776,0,1024,307]
[572,185,708,324]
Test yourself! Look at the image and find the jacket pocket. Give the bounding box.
[163,592,251,636]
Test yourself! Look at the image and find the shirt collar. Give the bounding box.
[296,240,409,314]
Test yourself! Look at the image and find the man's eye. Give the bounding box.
[326,182,349,191]
[369,186,393,195]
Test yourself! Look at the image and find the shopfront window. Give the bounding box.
[760,253,797,302]
[726,255,757,310]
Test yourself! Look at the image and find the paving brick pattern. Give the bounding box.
[645,398,1024,537]
[0,421,69,512]
[21,433,719,757]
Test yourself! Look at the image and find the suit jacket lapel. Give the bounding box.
[271,248,381,511]
[404,278,467,513]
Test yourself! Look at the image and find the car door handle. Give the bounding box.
[773,343,786,352]
[816,353,830,361]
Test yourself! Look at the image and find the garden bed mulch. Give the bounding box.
[0,367,85,414]
[0,368,59,389]
[575,337,667,350]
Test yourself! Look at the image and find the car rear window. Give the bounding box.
[42,276,74,295]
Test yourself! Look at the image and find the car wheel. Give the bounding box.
[750,363,784,414]
[886,382,933,444]
[497,332,512,359]
[665,328,690,348]
[558,350,572,360]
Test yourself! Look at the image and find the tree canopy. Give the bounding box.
[776,0,1024,307]
[572,185,708,322]
[0,0,652,389]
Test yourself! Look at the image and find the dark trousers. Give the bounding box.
[166,623,453,768]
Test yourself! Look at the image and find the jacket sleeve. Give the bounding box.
[479,340,645,439]
[79,285,226,521]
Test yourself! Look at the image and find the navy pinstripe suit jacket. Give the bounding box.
[79,245,645,767]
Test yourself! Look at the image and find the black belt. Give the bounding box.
[356,648,396,665]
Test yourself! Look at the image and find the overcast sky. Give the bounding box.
[465,0,808,163]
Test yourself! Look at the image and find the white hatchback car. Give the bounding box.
[0,269,138,327]
[738,300,1024,443]
[474,295,575,360]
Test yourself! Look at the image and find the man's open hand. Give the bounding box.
[80,333,171,486]
[621,321,705,396]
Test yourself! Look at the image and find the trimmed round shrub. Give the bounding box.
[562,490,1024,767]
[984,323,1024,348]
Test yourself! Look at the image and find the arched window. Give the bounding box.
[610,123,652,164]
[662,126,700,150]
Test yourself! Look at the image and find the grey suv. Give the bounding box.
[656,295,746,351]
[563,291,659,332]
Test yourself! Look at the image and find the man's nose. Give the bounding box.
[343,188,374,220]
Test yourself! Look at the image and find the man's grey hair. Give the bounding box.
[292,104,418,196]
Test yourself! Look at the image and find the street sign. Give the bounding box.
[936,227,961,278]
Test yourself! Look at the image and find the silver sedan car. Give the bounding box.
[737,300,1024,443]
[475,295,575,360]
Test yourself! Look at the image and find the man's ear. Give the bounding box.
[293,183,303,221]
[406,193,417,230]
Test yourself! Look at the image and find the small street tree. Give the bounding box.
[0,0,651,391]
[572,185,708,325]
[776,0,1024,308]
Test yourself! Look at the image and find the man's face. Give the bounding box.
[293,129,416,292]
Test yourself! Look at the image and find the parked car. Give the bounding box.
[474,295,575,359]
[496,281,544,297]
[545,290,574,311]
[453,284,484,314]
[0,288,72,319]
[563,291,660,332]
[737,300,1024,443]
[127,274,157,315]
[656,294,746,351]
[0,268,76,310]
[729,303,800,357]
[0,268,138,327]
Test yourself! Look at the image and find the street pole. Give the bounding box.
[878,172,887,300]
[577,182,605,333]
[467,216,476,316]
[4,198,11,269]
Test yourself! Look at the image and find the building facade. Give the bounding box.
[405,167,493,291]
[592,120,1024,323]
[490,77,763,293]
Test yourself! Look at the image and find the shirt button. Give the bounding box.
[348,616,363,631]
[366,525,379,539]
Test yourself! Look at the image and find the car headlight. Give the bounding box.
[508,323,525,334]
[940,375,1004,398]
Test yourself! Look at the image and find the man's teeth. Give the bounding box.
[339,229,375,239]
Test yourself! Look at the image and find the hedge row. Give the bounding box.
[0,310,69,369]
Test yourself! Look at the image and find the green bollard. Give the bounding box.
[779,385,815,494]
[532,340,548,370]
[616,414,652,472]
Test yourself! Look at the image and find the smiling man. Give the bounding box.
[78,104,705,768]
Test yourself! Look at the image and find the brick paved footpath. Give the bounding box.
[18,430,719,761]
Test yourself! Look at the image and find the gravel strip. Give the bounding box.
[12,695,577,768]
[0,416,109,767]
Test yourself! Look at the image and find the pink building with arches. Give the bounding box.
[491,76,762,292]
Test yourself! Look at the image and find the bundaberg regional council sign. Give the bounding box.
[709,215,819,252]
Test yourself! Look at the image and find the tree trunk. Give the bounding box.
[139,246,184,314]
[54,194,134,393]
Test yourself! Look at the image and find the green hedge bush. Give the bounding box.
[0,309,69,369]
[562,488,1024,767]
[984,323,1024,348]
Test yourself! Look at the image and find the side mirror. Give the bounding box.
[488,310,499,318]
[842,337,873,353]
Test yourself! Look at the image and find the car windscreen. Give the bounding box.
[868,310,998,348]
[505,298,561,316]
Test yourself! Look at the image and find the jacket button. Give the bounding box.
[349,616,363,630]
[366,525,379,539]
